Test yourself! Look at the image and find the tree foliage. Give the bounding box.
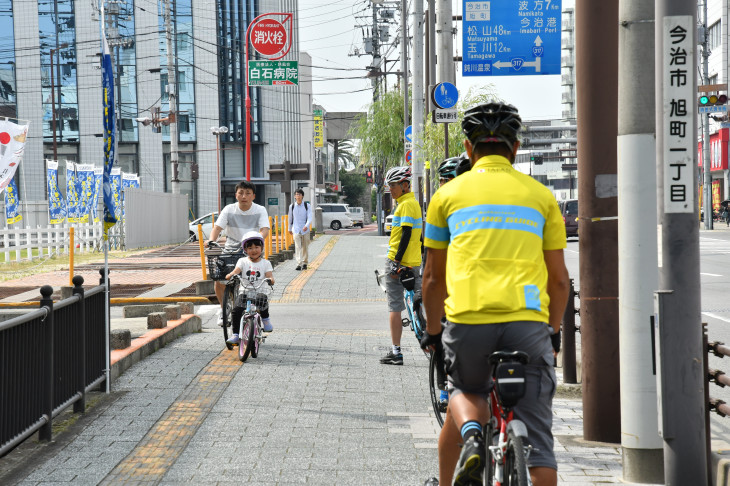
[348,90,406,176]
[348,85,501,189]
[339,168,368,207]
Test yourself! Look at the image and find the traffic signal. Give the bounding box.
[365,170,374,183]
[699,93,728,107]
[530,155,543,165]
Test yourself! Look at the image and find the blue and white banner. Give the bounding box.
[4,176,21,225]
[76,164,95,223]
[92,166,102,222]
[121,172,138,219]
[46,160,66,224]
[111,167,122,221]
[66,162,80,223]
[101,34,117,235]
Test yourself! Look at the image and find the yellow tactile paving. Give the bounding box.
[276,236,339,304]
[100,349,239,484]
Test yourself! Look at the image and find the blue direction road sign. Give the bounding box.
[433,82,459,109]
[462,0,562,77]
[404,125,412,142]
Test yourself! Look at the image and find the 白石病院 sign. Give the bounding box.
[248,60,298,85]
[462,0,562,76]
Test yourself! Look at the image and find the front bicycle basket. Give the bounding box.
[495,361,527,408]
[241,282,272,312]
[206,253,239,281]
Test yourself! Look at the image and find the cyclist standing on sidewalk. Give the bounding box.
[207,181,270,325]
[380,166,423,366]
[420,102,570,486]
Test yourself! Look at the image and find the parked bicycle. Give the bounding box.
[481,350,533,486]
[205,241,242,350]
[227,271,273,362]
[374,267,448,426]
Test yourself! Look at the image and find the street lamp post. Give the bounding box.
[49,43,69,161]
[210,126,229,213]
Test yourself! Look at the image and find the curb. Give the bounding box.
[110,314,202,382]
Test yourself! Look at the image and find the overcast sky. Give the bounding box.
[298,0,575,121]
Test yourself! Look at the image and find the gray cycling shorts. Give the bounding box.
[443,321,557,470]
[384,261,422,312]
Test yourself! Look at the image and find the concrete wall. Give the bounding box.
[124,188,188,248]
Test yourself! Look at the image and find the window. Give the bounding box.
[708,21,721,51]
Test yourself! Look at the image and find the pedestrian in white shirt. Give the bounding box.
[288,189,312,270]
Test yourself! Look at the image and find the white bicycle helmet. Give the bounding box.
[241,231,265,253]
[384,166,412,185]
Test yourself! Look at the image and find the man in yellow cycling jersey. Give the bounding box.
[380,166,423,365]
[420,102,570,486]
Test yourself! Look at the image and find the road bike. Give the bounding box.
[228,272,273,362]
[374,267,448,427]
[481,350,533,486]
[205,242,243,350]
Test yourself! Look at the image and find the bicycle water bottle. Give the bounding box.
[440,390,448,401]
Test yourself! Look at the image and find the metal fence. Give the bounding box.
[0,276,108,457]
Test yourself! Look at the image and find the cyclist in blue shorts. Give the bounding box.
[420,102,570,486]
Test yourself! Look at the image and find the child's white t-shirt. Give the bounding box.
[235,256,273,282]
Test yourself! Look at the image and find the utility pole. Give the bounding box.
[164,0,179,194]
[617,0,664,481]
[701,1,712,230]
[371,2,381,101]
[435,0,454,85]
[400,0,409,130]
[655,0,708,483]
[575,0,621,443]
[412,0,424,206]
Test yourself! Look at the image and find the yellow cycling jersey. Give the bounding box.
[424,155,566,324]
[387,191,423,267]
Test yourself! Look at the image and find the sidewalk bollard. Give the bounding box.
[69,226,74,286]
[197,224,207,280]
[562,279,578,384]
[39,285,54,441]
[274,215,280,253]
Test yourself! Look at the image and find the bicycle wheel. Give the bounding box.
[482,420,497,485]
[504,431,529,486]
[428,352,446,427]
[222,283,236,350]
[239,317,255,362]
[250,315,261,358]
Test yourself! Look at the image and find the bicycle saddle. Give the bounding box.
[489,350,530,366]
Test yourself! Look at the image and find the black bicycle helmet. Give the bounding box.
[438,157,460,181]
[455,152,472,176]
[461,102,523,151]
[438,153,471,182]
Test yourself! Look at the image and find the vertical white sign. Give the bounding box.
[662,16,695,213]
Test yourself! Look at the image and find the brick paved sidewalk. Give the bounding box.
[0,234,652,485]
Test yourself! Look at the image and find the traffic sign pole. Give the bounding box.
[245,12,293,181]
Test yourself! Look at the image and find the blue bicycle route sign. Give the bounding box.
[433,82,459,109]
[462,0,562,77]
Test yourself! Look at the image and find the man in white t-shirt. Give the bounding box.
[207,181,270,324]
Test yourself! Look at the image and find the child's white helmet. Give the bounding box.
[241,231,264,254]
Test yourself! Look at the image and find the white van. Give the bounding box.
[348,207,364,227]
[318,203,353,230]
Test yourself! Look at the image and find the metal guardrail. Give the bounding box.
[0,276,108,458]
[562,279,580,384]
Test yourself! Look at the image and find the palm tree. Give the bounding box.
[336,139,358,171]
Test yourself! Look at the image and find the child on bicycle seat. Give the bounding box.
[225,231,275,344]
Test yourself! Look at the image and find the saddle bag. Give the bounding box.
[495,361,527,408]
